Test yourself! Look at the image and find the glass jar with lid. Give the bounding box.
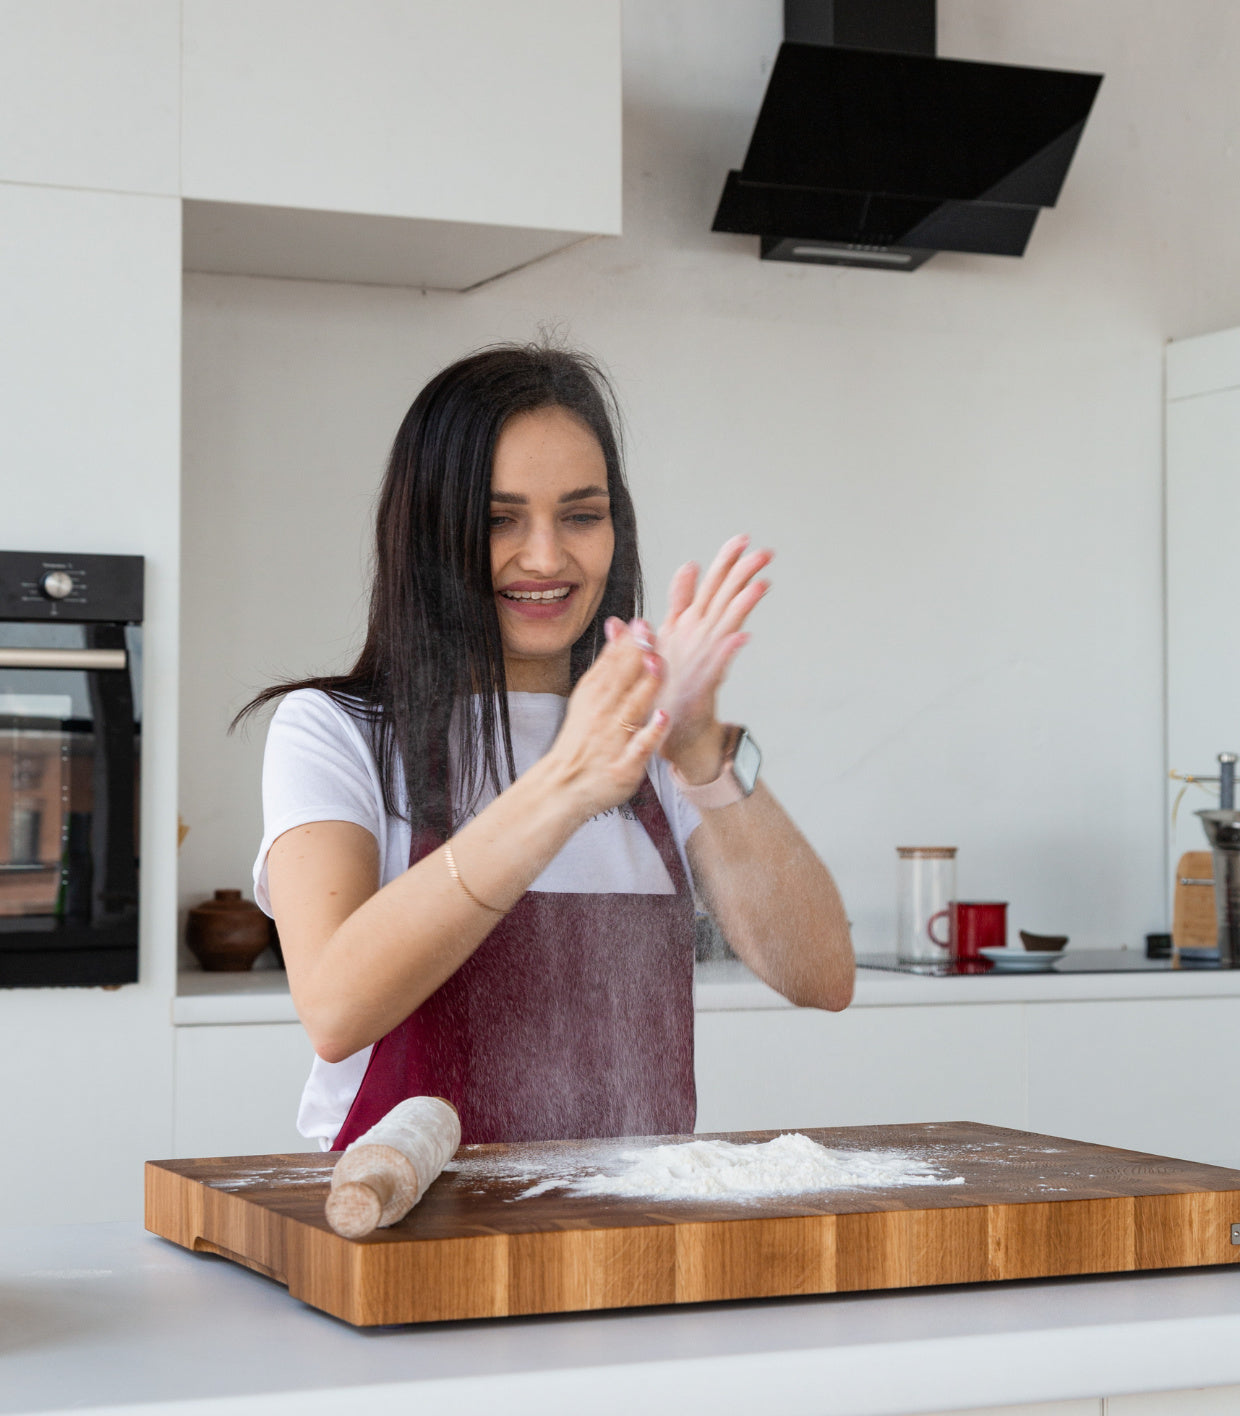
[896,846,957,964]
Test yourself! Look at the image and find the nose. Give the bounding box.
[515,517,569,577]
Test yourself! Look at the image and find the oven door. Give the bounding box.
[0,622,140,986]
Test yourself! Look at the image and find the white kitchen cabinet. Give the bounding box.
[180,0,622,288]
[1110,1393,1240,1416]
[1,183,182,550]
[175,1003,1032,1162]
[1026,998,1240,1170]
[929,1405,1098,1416]
[0,180,182,1228]
[0,0,180,195]
[1,1,623,288]
[174,971,1240,1174]
[174,1023,316,1158]
[696,967,1240,1172]
[930,1399,1240,1416]
[695,1003,1028,1134]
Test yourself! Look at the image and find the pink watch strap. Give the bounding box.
[669,729,745,810]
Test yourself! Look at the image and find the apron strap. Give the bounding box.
[411,767,691,895]
[630,769,691,897]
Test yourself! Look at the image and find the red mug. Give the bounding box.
[928,901,1008,959]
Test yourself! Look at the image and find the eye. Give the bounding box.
[566,511,607,525]
[489,514,513,529]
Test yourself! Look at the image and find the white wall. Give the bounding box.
[180,0,1240,957]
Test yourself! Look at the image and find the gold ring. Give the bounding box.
[619,718,642,733]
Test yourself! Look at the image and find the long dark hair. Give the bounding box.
[233,343,644,837]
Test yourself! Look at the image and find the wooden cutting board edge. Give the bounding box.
[143,1160,1240,1327]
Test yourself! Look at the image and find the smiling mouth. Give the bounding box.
[499,586,574,602]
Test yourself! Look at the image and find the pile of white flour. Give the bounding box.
[516,1133,964,1201]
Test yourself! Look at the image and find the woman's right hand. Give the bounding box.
[546,619,670,820]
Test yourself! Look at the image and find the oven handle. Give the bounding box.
[0,647,127,671]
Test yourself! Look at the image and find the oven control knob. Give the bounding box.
[39,570,75,600]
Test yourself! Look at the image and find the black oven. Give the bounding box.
[0,550,143,987]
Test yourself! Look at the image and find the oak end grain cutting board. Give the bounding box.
[145,1122,1240,1326]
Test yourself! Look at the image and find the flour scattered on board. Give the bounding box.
[464,1133,965,1201]
[208,1164,333,1191]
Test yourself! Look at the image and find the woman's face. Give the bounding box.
[489,405,615,694]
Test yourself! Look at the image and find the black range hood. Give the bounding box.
[712,1,1102,271]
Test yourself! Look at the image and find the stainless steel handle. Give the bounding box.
[0,647,127,671]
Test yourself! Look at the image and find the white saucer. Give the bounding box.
[978,948,1059,972]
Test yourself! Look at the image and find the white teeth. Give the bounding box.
[502,587,572,601]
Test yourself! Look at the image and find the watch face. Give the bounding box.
[733,729,762,795]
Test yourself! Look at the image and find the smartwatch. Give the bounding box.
[671,725,761,809]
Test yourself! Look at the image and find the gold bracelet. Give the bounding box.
[443,843,506,914]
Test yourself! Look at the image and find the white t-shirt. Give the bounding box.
[252,688,701,1146]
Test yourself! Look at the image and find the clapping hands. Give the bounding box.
[618,534,771,781]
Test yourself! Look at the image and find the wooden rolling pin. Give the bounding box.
[325,1096,460,1239]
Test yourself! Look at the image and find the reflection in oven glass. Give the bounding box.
[2,719,68,915]
[0,715,101,920]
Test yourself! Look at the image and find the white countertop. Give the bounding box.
[5,1221,1240,1416]
[174,955,1240,1025]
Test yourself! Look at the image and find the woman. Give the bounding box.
[244,344,853,1150]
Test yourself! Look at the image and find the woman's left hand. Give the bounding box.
[646,534,771,780]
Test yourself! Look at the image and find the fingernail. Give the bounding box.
[604,617,619,642]
[654,709,670,727]
[644,652,662,677]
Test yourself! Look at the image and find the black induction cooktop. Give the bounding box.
[857,948,1230,976]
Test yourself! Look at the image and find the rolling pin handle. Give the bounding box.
[325,1166,400,1239]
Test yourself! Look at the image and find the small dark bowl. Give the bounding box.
[1019,930,1069,953]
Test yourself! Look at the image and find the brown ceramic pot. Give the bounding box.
[186,889,270,972]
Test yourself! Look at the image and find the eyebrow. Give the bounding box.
[489,485,610,505]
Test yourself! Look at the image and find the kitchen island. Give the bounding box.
[5,1220,1239,1416]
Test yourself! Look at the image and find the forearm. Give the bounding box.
[282,632,668,1062]
[689,784,854,1011]
[295,753,586,1061]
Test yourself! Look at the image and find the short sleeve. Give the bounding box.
[667,771,702,853]
[251,690,386,914]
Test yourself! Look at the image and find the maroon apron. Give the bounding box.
[331,774,696,1148]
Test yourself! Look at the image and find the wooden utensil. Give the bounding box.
[1173,850,1216,952]
[145,1122,1240,1327]
[325,1096,460,1239]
